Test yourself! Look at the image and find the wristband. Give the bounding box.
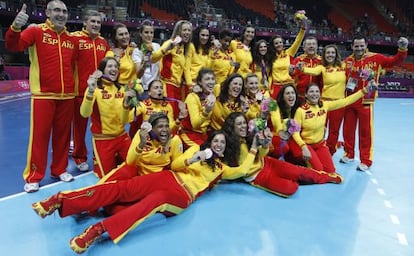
[11,23,21,31]
[249,148,258,154]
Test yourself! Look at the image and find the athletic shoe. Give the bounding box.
[77,162,89,172]
[357,163,370,171]
[327,172,343,184]
[32,193,61,218]
[24,182,39,193]
[70,223,104,254]
[339,156,354,164]
[52,172,74,182]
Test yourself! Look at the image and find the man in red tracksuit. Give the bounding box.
[290,36,322,100]
[340,34,408,171]
[71,10,109,172]
[5,1,78,192]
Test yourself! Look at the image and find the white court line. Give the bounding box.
[371,178,378,184]
[397,233,408,245]
[390,214,400,225]
[384,200,393,209]
[377,188,386,196]
[0,93,30,104]
[0,172,93,202]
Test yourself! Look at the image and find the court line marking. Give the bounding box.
[0,93,30,104]
[390,214,400,225]
[0,172,93,202]
[377,188,386,195]
[384,200,393,209]
[397,233,408,245]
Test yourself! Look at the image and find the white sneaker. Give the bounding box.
[339,156,354,164]
[357,163,370,171]
[77,162,89,172]
[24,182,39,193]
[53,172,74,182]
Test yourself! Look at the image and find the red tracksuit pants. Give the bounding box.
[23,98,74,183]
[92,133,131,178]
[325,108,345,155]
[343,102,373,167]
[251,156,337,197]
[58,171,191,243]
[72,96,89,164]
[289,140,336,173]
[269,136,306,166]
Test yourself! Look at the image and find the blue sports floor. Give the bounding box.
[0,95,413,255]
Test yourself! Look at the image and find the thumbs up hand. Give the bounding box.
[397,37,409,50]
[13,4,29,29]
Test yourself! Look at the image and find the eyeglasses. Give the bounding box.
[48,8,68,14]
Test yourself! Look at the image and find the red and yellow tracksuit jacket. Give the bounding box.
[292,90,365,147]
[209,48,236,85]
[292,53,322,97]
[270,28,305,86]
[344,49,407,104]
[303,64,346,100]
[5,19,77,99]
[80,80,129,137]
[188,43,211,82]
[210,98,244,130]
[126,133,183,175]
[72,29,109,96]
[180,92,213,146]
[229,40,253,77]
[152,39,192,87]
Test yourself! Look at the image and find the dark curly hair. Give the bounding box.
[192,24,211,55]
[200,130,233,172]
[221,112,252,167]
[276,84,302,119]
[218,73,245,105]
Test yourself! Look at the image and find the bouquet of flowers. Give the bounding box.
[359,69,377,95]
[279,119,301,160]
[294,10,308,29]
[360,69,375,82]
[141,43,153,71]
[260,97,277,113]
[259,97,277,120]
[286,119,301,135]
[248,118,267,134]
[125,79,144,107]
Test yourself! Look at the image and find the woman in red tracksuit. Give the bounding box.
[222,112,343,198]
[80,57,132,178]
[298,44,346,155]
[32,130,258,254]
[291,83,371,173]
[180,68,216,148]
[268,84,304,165]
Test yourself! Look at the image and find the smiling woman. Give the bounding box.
[31,130,258,253]
[151,20,193,100]
[290,82,370,173]
[298,44,346,156]
[80,57,132,178]
[106,23,137,85]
